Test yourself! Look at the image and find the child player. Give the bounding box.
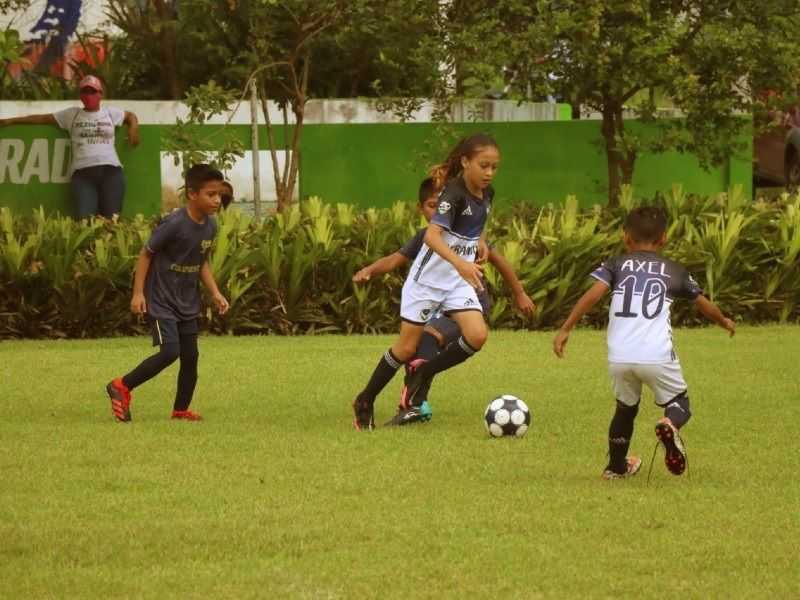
[352,134,500,431]
[353,177,535,425]
[553,207,735,479]
[106,164,230,422]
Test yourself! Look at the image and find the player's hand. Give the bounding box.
[213,293,230,315]
[514,291,536,315]
[128,127,140,147]
[553,329,570,358]
[476,240,490,264]
[130,292,146,315]
[352,267,372,283]
[722,318,735,337]
[456,259,484,291]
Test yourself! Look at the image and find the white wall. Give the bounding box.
[0,99,564,125]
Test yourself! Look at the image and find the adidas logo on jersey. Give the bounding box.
[462,205,473,216]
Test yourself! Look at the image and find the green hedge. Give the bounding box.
[1,188,798,339]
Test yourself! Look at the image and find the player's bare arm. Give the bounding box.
[130,247,152,314]
[695,295,735,337]
[488,249,535,315]
[352,252,408,282]
[0,114,57,127]
[553,280,609,358]
[477,233,490,264]
[200,261,229,315]
[424,223,484,291]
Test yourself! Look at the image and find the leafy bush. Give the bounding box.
[1,191,798,339]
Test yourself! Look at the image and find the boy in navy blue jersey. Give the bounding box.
[106,164,230,422]
[553,207,735,479]
[353,177,535,425]
[352,134,502,430]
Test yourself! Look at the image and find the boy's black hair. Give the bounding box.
[624,206,667,243]
[185,164,224,193]
[418,177,438,204]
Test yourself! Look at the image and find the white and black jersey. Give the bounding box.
[409,177,492,291]
[591,251,703,364]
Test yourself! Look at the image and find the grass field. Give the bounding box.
[1,326,798,599]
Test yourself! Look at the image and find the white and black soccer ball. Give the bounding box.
[484,395,531,438]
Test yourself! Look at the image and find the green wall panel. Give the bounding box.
[0,119,752,215]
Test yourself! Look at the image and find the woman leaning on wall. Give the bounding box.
[0,75,140,219]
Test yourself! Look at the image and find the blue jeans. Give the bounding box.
[70,165,126,219]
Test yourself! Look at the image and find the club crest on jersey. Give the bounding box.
[419,308,433,321]
[438,201,451,214]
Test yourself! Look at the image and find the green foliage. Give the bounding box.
[384,1,800,204]
[1,195,798,339]
[161,81,246,174]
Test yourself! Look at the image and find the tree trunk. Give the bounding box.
[153,0,180,99]
[601,104,636,206]
[283,52,310,211]
[601,107,622,207]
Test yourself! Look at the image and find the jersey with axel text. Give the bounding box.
[144,208,217,321]
[400,227,492,312]
[53,107,125,173]
[408,177,492,290]
[591,251,703,364]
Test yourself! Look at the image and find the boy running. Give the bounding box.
[352,134,500,430]
[106,164,230,422]
[553,207,735,479]
[353,177,535,425]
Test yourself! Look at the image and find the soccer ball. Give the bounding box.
[484,395,531,438]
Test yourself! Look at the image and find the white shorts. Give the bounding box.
[400,279,482,324]
[608,362,688,407]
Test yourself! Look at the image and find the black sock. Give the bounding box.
[608,401,639,474]
[416,332,442,361]
[412,332,443,402]
[173,334,199,411]
[361,349,404,401]
[122,342,180,390]
[418,336,478,379]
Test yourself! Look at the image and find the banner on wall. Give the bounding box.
[0,138,71,185]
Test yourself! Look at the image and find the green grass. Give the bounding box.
[1,326,798,599]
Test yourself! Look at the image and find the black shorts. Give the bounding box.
[148,317,198,346]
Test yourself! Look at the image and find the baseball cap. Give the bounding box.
[78,75,103,92]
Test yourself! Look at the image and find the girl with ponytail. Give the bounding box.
[352,133,501,430]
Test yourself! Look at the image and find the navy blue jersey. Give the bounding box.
[144,208,217,321]
[591,251,703,363]
[398,228,427,260]
[409,177,493,290]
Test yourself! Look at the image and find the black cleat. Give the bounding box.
[400,359,429,409]
[655,420,687,475]
[384,401,433,427]
[352,394,375,431]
